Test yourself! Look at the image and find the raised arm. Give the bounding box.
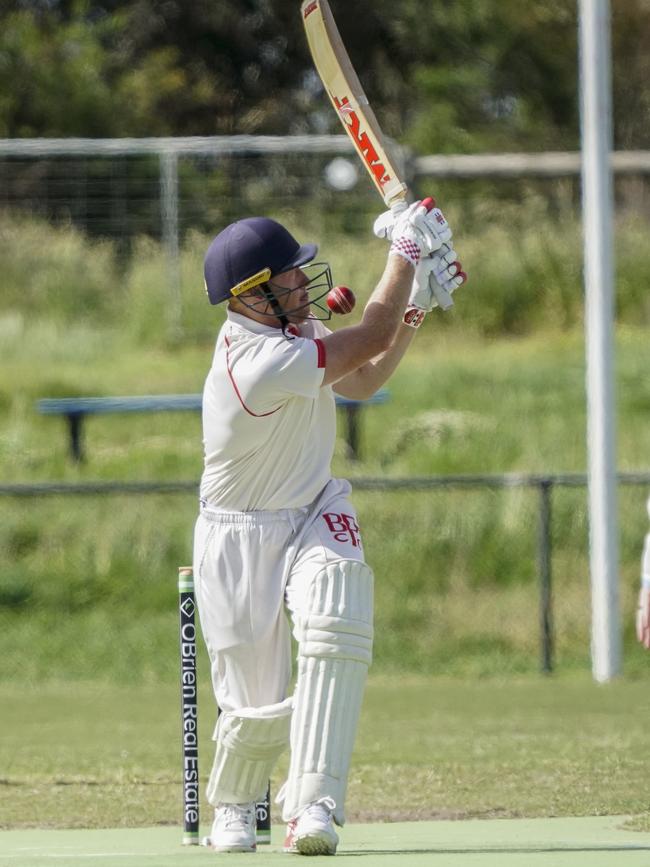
[331,321,418,400]
[320,253,414,387]
[327,202,466,399]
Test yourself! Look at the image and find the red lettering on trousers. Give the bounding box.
[322,512,361,548]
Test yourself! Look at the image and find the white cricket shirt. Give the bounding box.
[200,310,335,510]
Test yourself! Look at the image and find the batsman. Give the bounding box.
[193,200,465,855]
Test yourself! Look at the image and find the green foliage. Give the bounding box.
[615,215,650,322]
[0,9,119,137]
[0,212,121,321]
[0,0,315,137]
[453,198,586,334]
[0,496,194,615]
[1,1,649,150]
[2,206,650,342]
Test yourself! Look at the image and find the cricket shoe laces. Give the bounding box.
[284,796,339,856]
[209,802,256,852]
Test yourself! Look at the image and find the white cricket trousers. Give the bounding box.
[192,477,366,713]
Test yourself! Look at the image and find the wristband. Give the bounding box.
[403,306,426,328]
[390,237,421,268]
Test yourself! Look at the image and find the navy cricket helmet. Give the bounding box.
[203,217,318,305]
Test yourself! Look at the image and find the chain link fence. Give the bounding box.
[0,135,381,238]
[2,138,648,238]
[1,474,649,680]
[2,136,650,336]
[0,136,388,337]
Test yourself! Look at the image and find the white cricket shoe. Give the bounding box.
[284,797,339,856]
[209,802,256,853]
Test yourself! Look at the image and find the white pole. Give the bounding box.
[160,149,182,340]
[578,0,620,681]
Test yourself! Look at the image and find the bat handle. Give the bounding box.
[389,196,436,215]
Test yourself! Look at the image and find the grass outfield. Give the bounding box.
[2,675,650,833]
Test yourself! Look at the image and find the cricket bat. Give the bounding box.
[301,0,408,208]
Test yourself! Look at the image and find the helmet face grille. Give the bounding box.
[238,263,334,323]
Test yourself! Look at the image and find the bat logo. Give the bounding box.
[336,101,355,117]
[333,95,392,189]
[303,0,319,19]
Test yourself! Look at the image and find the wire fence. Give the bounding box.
[2,471,649,677]
[2,137,649,243]
[2,136,650,337]
[0,136,376,243]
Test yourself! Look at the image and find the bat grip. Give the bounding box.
[389,196,436,216]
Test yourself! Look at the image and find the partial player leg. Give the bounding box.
[205,698,293,851]
[193,509,298,850]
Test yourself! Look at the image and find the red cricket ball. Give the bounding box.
[326,285,356,315]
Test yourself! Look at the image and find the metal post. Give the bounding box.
[537,481,554,674]
[578,0,621,681]
[66,413,85,463]
[345,404,360,460]
[160,149,182,341]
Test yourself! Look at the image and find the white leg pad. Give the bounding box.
[207,697,293,805]
[280,559,373,826]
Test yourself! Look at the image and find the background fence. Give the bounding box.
[1,471,649,681]
[3,137,650,238]
[2,137,650,336]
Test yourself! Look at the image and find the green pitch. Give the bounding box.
[2,817,650,867]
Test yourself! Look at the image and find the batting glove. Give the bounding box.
[403,251,467,327]
[372,200,437,268]
[374,198,454,258]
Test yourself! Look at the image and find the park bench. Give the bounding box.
[37,390,389,464]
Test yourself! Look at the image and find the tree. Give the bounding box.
[0,0,648,152]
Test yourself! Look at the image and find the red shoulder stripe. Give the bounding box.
[314,338,326,369]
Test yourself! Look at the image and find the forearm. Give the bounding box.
[334,323,417,398]
[321,253,414,386]
[322,200,444,388]
[360,254,415,345]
